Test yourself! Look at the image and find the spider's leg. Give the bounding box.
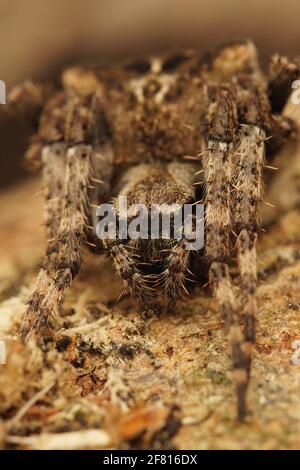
[21,93,67,341]
[231,54,298,395]
[161,238,190,305]
[161,209,201,306]
[210,40,298,157]
[87,137,114,255]
[26,141,67,324]
[203,84,249,419]
[208,40,297,418]
[21,91,112,341]
[159,162,200,305]
[233,78,270,402]
[105,240,154,303]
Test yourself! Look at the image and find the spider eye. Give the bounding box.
[162,54,190,73]
[124,59,151,75]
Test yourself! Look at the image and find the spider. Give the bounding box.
[4,39,299,420]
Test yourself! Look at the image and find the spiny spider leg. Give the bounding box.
[23,141,68,338]
[233,78,268,397]
[232,55,299,407]
[203,83,249,419]
[162,237,190,305]
[21,91,110,341]
[21,92,67,340]
[105,240,154,303]
[207,40,299,418]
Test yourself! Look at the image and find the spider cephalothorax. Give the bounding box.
[5,39,299,419]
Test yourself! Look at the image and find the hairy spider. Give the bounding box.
[4,39,299,420]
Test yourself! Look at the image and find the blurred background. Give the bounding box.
[1,0,300,188]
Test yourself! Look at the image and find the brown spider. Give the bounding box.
[4,39,299,420]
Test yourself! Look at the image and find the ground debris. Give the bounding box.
[1,175,300,449]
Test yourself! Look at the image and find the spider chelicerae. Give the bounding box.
[4,39,299,420]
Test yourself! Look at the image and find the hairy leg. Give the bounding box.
[234,78,268,392]
[206,39,298,419]
[21,91,112,341]
[23,142,67,332]
[233,54,298,399]
[106,240,154,303]
[203,83,250,419]
[161,238,190,304]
